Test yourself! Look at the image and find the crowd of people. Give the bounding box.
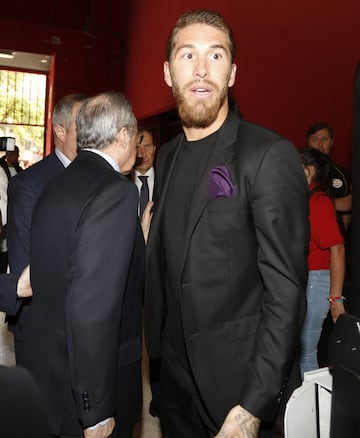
[0,8,352,438]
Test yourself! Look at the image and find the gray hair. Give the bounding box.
[76,91,137,151]
[52,93,88,130]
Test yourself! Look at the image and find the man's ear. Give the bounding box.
[53,124,66,143]
[164,61,172,87]
[117,127,130,149]
[228,63,237,88]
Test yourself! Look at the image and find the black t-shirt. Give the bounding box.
[162,131,218,357]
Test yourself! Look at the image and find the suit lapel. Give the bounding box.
[180,112,240,275]
[148,112,241,282]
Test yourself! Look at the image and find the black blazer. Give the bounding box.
[19,151,144,435]
[6,152,64,328]
[144,111,309,427]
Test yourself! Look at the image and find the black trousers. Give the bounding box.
[160,346,214,438]
[159,343,283,438]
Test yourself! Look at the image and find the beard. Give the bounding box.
[171,76,229,129]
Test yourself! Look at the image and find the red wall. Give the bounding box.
[124,0,360,168]
[1,1,358,168]
[0,1,129,103]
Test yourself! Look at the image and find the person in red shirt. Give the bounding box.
[299,147,346,378]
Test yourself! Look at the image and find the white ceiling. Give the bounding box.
[0,50,52,72]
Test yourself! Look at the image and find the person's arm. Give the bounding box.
[141,200,154,244]
[333,193,352,213]
[66,180,139,430]
[328,243,346,323]
[7,175,33,275]
[0,265,32,315]
[215,405,260,438]
[16,265,32,298]
[0,167,8,226]
[234,138,309,422]
[0,273,19,314]
[84,417,115,438]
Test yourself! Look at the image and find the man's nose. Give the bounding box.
[137,146,146,157]
[194,57,208,79]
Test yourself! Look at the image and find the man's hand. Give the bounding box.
[215,405,260,438]
[330,301,346,323]
[84,417,115,438]
[16,265,32,298]
[141,200,154,244]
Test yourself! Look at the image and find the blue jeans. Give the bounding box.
[300,270,330,378]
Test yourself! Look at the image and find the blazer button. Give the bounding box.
[82,391,91,411]
[181,283,192,289]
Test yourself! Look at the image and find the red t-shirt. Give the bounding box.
[308,188,343,270]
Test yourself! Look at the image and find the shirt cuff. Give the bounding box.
[87,417,112,429]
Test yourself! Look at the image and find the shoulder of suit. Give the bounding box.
[229,119,300,179]
[9,152,62,190]
[237,118,285,145]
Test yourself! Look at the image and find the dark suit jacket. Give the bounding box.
[0,365,50,438]
[0,273,21,314]
[144,111,309,427]
[19,151,144,435]
[6,152,64,325]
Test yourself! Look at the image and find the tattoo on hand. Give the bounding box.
[235,410,260,438]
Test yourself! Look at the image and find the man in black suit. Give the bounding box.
[6,93,87,360]
[133,126,156,217]
[19,92,144,438]
[132,126,160,417]
[0,265,31,314]
[144,9,309,438]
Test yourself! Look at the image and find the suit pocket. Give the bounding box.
[207,196,239,212]
[206,196,249,236]
[217,313,261,341]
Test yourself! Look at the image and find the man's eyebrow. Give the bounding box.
[173,43,229,56]
[173,44,195,57]
[210,44,228,51]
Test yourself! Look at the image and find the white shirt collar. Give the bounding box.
[55,147,72,168]
[82,148,120,172]
[135,166,155,179]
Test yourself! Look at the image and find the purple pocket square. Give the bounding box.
[209,166,236,200]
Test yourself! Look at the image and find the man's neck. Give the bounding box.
[183,105,229,141]
[135,167,153,176]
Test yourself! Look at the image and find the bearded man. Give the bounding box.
[144,9,309,438]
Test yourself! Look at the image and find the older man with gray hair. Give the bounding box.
[19,91,145,438]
